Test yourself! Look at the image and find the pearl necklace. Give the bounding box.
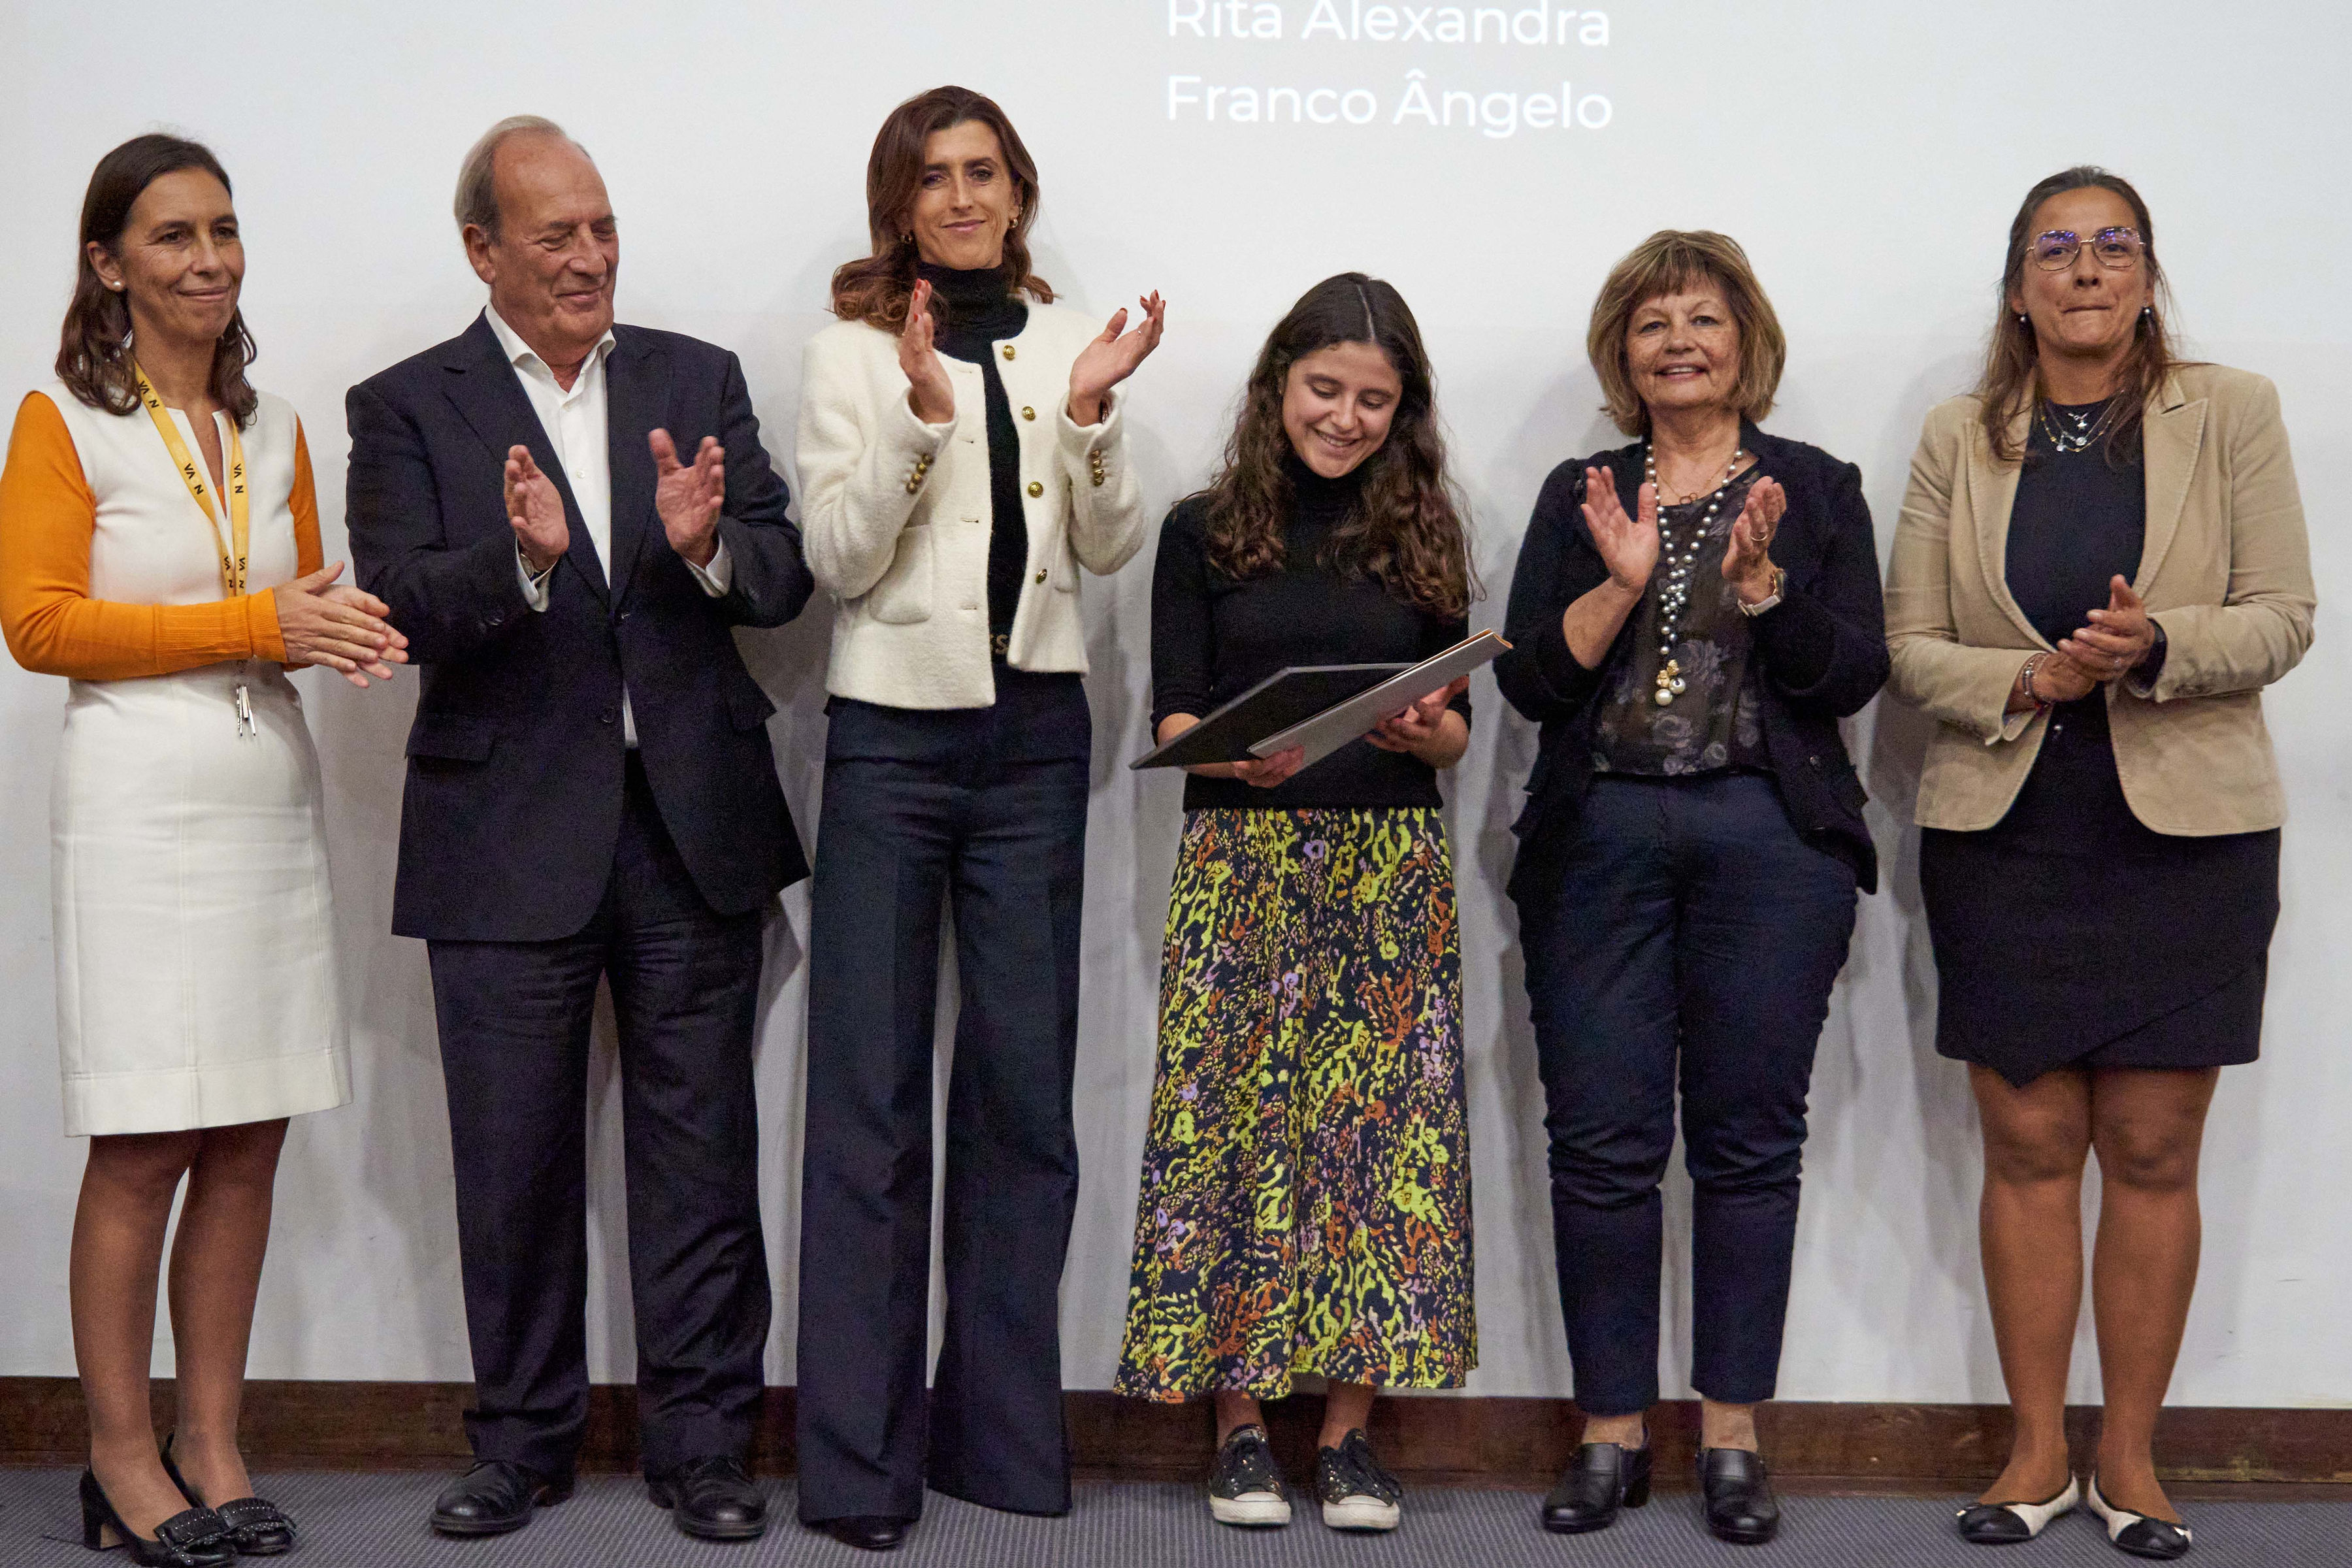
[2036,397,2117,455]
[1641,444,1747,707]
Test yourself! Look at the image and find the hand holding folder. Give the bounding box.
[1130,630,1509,776]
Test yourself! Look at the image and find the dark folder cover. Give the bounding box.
[1127,664,1410,770]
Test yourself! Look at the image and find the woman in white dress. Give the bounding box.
[0,136,406,1566]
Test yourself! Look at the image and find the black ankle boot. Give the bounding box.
[1540,1442,1652,1534]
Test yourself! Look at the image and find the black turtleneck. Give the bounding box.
[917,261,1030,636]
[1150,455,1473,811]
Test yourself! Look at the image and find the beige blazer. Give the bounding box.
[1885,365,2314,835]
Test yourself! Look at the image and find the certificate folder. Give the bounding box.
[1129,630,1511,773]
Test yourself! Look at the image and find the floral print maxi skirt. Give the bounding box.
[1115,806,1475,1401]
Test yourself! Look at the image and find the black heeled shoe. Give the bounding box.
[78,1469,235,1568]
[1698,1447,1782,1545]
[1540,1442,1652,1534]
[161,1431,297,1555]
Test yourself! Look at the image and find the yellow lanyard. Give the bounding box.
[133,363,249,598]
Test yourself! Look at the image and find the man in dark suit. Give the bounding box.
[345,115,812,1544]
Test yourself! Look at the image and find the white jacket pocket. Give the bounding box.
[862,522,934,625]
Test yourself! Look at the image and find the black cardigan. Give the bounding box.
[1493,422,1888,893]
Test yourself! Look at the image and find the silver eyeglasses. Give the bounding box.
[2029,227,2145,271]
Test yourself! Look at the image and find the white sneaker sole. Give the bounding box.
[1322,1496,1401,1531]
[1211,1492,1293,1527]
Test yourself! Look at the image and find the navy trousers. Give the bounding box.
[1514,772,1857,1414]
[427,754,770,1478]
[796,671,1090,1523]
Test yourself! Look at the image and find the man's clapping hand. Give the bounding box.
[505,445,568,575]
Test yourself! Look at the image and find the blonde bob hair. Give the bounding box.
[1588,230,1786,438]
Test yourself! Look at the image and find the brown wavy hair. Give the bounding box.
[1201,274,1473,619]
[1975,166,2189,466]
[57,133,258,426]
[829,86,1053,333]
[1588,230,1785,438]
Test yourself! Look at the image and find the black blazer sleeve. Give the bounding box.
[344,376,534,666]
[705,350,814,630]
[1750,457,1888,719]
[1494,461,1612,725]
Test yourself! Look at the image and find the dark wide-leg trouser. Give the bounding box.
[427,754,770,1478]
[796,673,1090,1525]
[1514,772,1858,1416]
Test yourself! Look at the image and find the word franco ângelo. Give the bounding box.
[1163,3,1613,136]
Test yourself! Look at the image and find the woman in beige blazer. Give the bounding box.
[1886,167,2312,1560]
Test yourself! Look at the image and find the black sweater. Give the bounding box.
[1492,422,1889,891]
[917,261,1028,634]
[1151,461,1471,811]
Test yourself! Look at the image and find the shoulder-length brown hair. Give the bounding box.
[1588,230,1785,438]
[1201,273,1474,619]
[1975,165,2187,466]
[829,86,1054,333]
[57,134,258,426]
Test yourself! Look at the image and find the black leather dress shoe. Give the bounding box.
[1698,1447,1781,1545]
[649,1456,768,1541]
[429,1459,574,1537]
[813,1514,909,1552]
[1541,1443,1652,1534]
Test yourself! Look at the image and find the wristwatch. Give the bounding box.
[1737,566,1786,617]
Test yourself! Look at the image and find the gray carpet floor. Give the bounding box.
[1,1469,2340,1567]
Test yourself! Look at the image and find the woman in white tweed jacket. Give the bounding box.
[787,85,1164,1554]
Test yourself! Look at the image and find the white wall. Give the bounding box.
[2,0,2346,1407]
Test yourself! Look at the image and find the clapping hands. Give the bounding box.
[898,279,956,426]
[651,428,725,567]
[1582,465,1660,594]
[1068,293,1168,426]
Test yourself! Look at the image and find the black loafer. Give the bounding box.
[1541,1442,1652,1534]
[1699,1447,1781,1545]
[429,1459,574,1537]
[159,1433,297,1556]
[649,1455,768,1541]
[814,1514,909,1551]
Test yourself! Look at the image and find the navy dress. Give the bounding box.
[1919,404,2279,1086]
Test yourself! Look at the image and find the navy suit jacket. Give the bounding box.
[346,312,814,942]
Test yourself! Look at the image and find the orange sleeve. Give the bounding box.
[252,419,329,664]
[0,391,278,680]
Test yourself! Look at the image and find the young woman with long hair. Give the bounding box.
[1115,273,1477,1537]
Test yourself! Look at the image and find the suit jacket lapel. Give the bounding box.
[438,313,609,606]
[2136,376,2204,595]
[603,329,661,609]
[1967,404,2046,649]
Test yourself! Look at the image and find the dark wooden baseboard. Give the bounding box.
[3,1378,2345,1488]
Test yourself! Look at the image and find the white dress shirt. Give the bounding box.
[485,304,732,747]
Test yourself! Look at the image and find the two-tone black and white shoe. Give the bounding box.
[1955,1475,2080,1544]
[1207,1425,1292,1528]
[1315,1429,1403,1532]
[2086,1475,2193,1560]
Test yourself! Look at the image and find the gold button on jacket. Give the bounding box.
[1026,480,1044,497]
[1000,344,1016,361]
[1021,406,1036,421]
